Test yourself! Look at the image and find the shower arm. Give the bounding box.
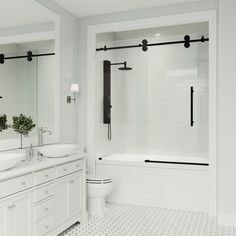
[110,62,125,66]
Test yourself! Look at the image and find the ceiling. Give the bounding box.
[54,0,199,18]
[0,0,55,29]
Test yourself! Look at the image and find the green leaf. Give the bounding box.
[11,114,36,136]
[0,114,8,132]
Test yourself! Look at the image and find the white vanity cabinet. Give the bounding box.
[0,155,86,236]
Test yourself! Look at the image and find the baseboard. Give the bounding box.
[107,196,208,213]
[218,213,236,226]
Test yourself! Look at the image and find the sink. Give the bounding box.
[37,144,77,158]
[0,152,25,171]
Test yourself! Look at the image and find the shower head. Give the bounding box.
[118,61,132,71]
[110,61,132,71]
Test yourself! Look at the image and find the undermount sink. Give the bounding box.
[37,144,77,158]
[0,152,25,172]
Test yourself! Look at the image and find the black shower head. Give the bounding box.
[118,61,132,71]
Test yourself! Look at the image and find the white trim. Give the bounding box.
[87,10,217,215]
[218,213,236,226]
[87,29,97,173]
[54,14,61,145]
[208,11,218,217]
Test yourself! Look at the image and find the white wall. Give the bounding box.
[37,48,57,136]
[218,0,236,225]
[36,0,79,144]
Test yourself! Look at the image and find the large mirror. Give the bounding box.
[0,1,59,151]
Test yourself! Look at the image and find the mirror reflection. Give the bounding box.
[0,40,56,145]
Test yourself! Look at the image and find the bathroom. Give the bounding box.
[0,0,235,236]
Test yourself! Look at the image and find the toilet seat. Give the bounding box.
[87,175,112,184]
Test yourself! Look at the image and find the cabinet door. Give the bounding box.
[5,192,32,236]
[68,172,83,216]
[57,171,83,225]
[57,176,69,224]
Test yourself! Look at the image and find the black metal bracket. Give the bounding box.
[184,35,190,48]
[0,54,4,64]
[27,51,33,61]
[142,39,148,52]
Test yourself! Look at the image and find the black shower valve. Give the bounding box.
[0,54,4,64]
[142,39,148,52]
[27,51,33,61]
[184,35,190,48]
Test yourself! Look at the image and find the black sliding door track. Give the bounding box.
[145,160,209,166]
[96,35,209,52]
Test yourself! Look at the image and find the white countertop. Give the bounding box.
[0,151,87,182]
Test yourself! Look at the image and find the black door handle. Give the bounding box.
[190,86,194,126]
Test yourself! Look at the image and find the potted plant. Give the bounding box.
[0,114,8,132]
[11,114,36,149]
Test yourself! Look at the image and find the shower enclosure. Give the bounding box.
[96,22,209,162]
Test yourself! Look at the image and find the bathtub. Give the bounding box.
[96,153,209,212]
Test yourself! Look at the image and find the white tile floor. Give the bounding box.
[59,202,236,236]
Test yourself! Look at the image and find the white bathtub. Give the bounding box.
[96,153,209,212]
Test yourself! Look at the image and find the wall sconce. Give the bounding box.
[67,83,79,104]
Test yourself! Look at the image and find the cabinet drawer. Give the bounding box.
[35,214,55,236]
[35,198,55,222]
[34,183,55,203]
[0,174,33,198]
[34,168,55,185]
[56,159,83,177]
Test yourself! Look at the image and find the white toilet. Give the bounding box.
[87,174,114,216]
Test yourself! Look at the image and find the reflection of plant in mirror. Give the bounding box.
[12,114,36,148]
[0,114,8,132]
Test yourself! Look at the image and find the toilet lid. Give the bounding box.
[87,175,112,184]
